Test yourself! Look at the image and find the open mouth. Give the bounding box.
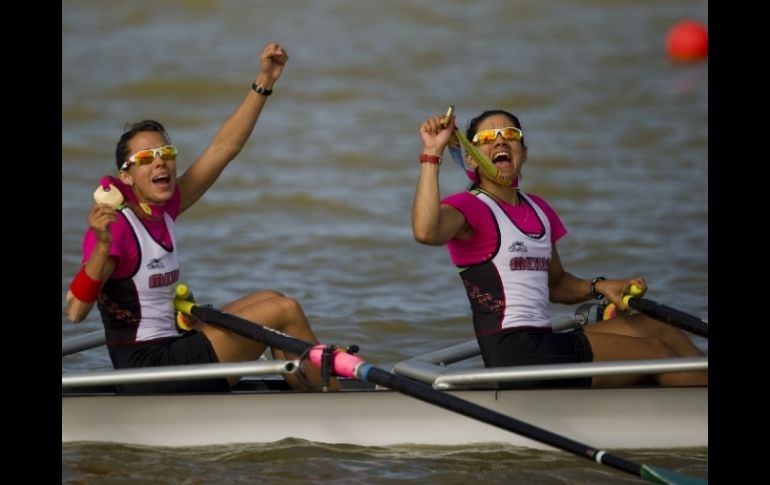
[152,174,171,188]
[493,152,512,167]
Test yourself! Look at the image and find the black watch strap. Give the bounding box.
[590,276,606,300]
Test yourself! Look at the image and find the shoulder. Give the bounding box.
[522,192,554,212]
[523,193,561,218]
[442,191,498,235]
[523,192,567,241]
[441,191,488,219]
[441,191,482,208]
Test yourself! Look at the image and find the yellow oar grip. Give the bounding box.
[174,283,195,331]
[622,295,633,307]
[175,283,191,300]
[622,284,645,308]
[175,298,195,316]
[606,284,647,320]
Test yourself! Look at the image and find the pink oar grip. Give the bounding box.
[308,345,365,379]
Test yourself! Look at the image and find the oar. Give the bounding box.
[626,297,708,338]
[174,293,704,484]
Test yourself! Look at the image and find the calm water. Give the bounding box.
[62,0,708,482]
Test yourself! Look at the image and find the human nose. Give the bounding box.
[151,150,168,165]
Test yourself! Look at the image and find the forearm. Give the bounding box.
[67,243,112,323]
[209,73,275,162]
[180,82,271,210]
[412,159,443,244]
[550,272,639,308]
[549,271,593,304]
[67,292,94,324]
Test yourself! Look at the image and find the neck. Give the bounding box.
[477,184,519,205]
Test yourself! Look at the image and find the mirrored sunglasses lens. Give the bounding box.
[477,130,496,144]
[159,146,177,159]
[502,128,521,141]
[131,150,156,165]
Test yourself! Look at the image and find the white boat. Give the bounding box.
[62,334,707,450]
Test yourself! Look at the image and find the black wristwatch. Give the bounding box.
[251,82,273,96]
[590,277,606,300]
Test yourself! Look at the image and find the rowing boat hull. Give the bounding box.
[62,384,707,449]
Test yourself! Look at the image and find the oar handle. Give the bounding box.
[603,284,644,320]
[174,284,196,331]
[175,298,195,318]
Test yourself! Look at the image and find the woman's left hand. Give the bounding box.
[599,277,647,310]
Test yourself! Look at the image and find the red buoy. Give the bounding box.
[666,20,708,62]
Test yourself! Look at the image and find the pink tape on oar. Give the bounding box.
[308,345,365,379]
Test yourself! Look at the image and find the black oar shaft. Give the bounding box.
[627,297,709,338]
[191,305,313,355]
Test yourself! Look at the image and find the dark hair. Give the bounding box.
[115,119,170,169]
[465,110,527,150]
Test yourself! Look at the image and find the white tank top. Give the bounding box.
[461,192,553,333]
[121,209,180,341]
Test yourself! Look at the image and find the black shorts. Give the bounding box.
[477,327,594,389]
[108,332,230,394]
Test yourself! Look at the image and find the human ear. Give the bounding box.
[118,171,133,186]
[464,152,478,169]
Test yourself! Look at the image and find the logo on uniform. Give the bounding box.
[508,241,528,253]
[147,258,165,270]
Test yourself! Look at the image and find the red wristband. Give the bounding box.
[70,266,102,303]
[419,154,441,165]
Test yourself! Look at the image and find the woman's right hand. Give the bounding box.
[88,203,117,245]
[419,114,456,154]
